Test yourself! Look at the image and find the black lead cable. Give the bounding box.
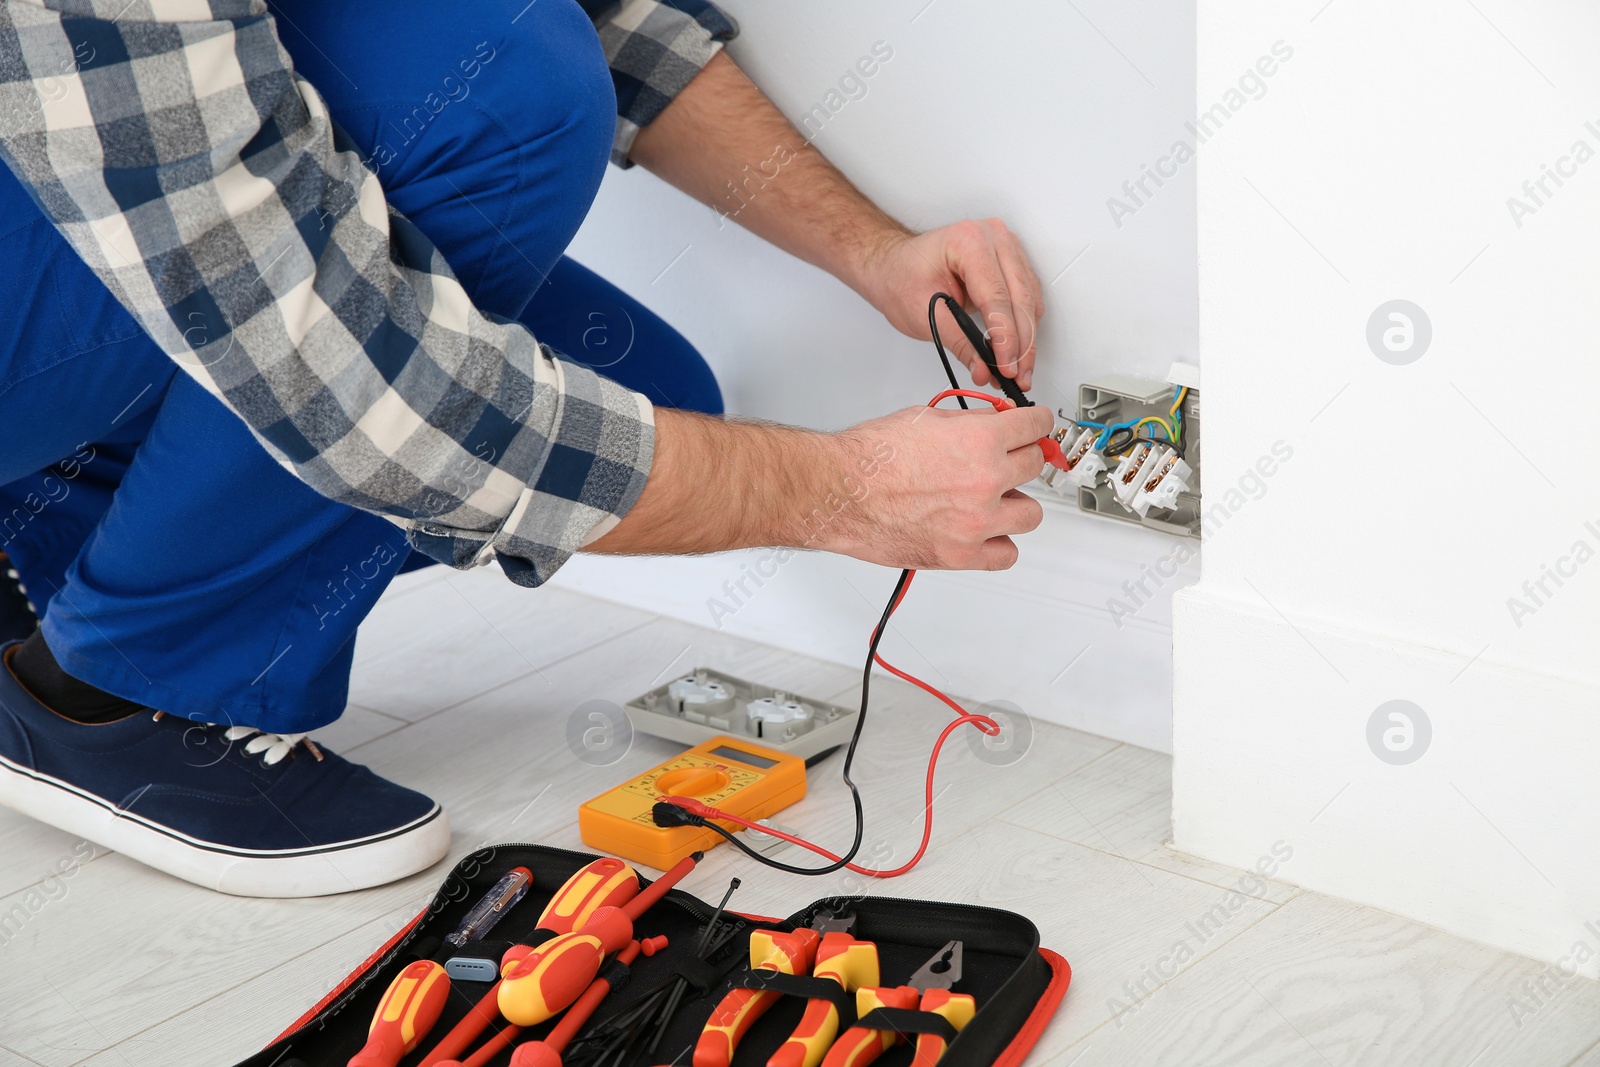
[654,293,1028,878]
[927,293,968,409]
[657,567,911,876]
[928,292,1033,408]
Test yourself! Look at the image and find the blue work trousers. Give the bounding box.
[0,0,719,732]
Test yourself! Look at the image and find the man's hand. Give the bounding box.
[585,405,1051,571]
[820,404,1051,570]
[630,54,1044,393]
[857,220,1044,393]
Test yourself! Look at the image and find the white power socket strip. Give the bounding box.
[624,668,858,760]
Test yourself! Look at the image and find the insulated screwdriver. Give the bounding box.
[347,960,451,1067]
[504,935,669,1067]
[419,858,642,1067]
[442,936,669,1067]
[497,853,700,1026]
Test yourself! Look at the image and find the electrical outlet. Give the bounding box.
[625,668,857,759]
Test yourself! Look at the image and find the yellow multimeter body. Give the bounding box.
[578,735,806,869]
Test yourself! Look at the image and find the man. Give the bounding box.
[0,0,1051,896]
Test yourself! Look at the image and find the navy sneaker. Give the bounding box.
[0,557,38,645]
[0,642,449,897]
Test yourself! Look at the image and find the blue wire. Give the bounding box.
[1081,388,1185,451]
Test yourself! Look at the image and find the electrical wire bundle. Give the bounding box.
[564,879,746,1066]
[1077,383,1189,458]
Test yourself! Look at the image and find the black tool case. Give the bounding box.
[237,844,1072,1067]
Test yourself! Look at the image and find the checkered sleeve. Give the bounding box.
[590,0,738,166]
[0,0,656,587]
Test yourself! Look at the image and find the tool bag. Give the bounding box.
[235,844,1072,1067]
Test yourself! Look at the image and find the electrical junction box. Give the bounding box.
[624,668,857,760]
[1040,367,1201,538]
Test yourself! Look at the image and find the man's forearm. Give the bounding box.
[588,402,1055,574]
[629,53,908,301]
[628,51,1046,392]
[587,410,846,556]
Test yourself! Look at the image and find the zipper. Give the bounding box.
[791,894,1041,951]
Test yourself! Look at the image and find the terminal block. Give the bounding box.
[1040,427,1108,494]
[1043,365,1201,538]
[626,668,858,759]
[1130,446,1192,517]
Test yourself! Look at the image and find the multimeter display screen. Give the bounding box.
[708,745,777,769]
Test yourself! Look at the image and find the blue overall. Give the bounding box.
[0,0,720,733]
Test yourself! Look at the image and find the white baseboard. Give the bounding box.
[552,497,1197,752]
[1172,584,1600,979]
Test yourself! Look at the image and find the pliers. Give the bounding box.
[693,909,873,1067]
[820,940,976,1067]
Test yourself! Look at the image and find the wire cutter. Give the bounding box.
[768,910,879,1067]
[693,909,864,1067]
[820,940,976,1067]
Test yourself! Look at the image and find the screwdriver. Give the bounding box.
[496,853,700,1027]
[347,960,451,1067]
[418,857,644,1067]
[445,866,532,947]
[442,937,668,1067]
[502,935,669,1067]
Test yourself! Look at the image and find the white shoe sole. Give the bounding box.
[0,753,450,897]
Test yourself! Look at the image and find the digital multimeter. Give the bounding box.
[578,735,806,869]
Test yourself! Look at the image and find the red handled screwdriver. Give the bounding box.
[347,960,451,1067]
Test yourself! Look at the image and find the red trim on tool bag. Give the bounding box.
[732,909,786,924]
[268,906,431,1046]
[990,949,1072,1067]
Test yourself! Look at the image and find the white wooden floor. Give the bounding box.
[2,565,1598,1067]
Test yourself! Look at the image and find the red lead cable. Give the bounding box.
[661,576,992,878]
[663,388,1048,878]
[929,389,1071,470]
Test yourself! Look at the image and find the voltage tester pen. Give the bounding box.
[444,865,533,947]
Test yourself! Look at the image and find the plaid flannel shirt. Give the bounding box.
[0,0,735,586]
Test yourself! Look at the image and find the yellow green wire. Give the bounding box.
[1130,415,1175,440]
[1095,386,1191,451]
[1167,387,1188,443]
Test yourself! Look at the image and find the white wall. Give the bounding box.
[1175,0,1600,975]
[554,0,1200,751]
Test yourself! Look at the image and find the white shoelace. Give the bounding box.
[222,726,323,765]
[4,565,38,616]
[153,713,324,765]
